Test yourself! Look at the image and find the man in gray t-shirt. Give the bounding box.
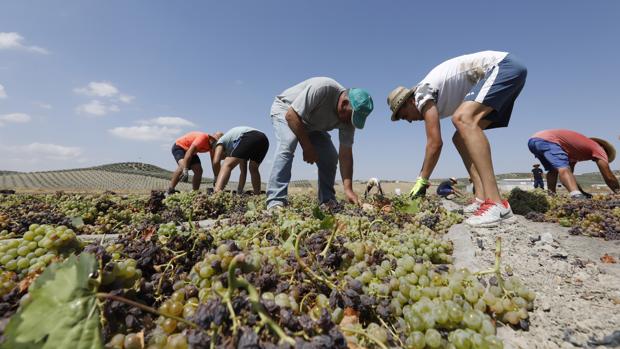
[266,77,374,209]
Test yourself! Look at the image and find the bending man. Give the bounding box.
[388,51,527,226]
[168,131,223,194]
[528,129,618,198]
[212,126,269,194]
[266,77,374,209]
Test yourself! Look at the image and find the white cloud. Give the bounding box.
[76,100,119,116]
[0,32,49,54]
[0,113,31,126]
[150,116,195,127]
[74,81,119,97]
[74,81,134,115]
[0,84,6,98]
[118,94,134,103]
[34,102,52,109]
[1,142,82,161]
[109,125,182,141]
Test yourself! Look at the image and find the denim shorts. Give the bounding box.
[527,138,569,171]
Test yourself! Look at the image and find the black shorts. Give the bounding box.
[230,131,269,163]
[171,144,201,167]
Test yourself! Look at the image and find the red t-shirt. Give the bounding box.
[175,132,212,152]
[532,129,608,163]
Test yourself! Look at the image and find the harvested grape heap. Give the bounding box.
[0,192,535,349]
[507,189,620,240]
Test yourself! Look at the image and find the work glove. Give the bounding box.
[180,168,189,183]
[409,177,430,198]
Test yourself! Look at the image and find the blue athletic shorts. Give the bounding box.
[171,144,201,167]
[527,138,570,171]
[464,54,527,129]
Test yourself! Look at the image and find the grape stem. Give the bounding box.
[474,237,508,292]
[319,220,344,258]
[155,251,187,296]
[341,325,388,349]
[96,292,199,329]
[377,315,404,348]
[227,254,296,345]
[295,229,338,290]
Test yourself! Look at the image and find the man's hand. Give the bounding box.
[344,189,360,205]
[302,146,319,164]
[409,177,430,198]
[180,168,189,183]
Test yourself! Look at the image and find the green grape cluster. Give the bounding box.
[0,270,17,296]
[59,199,99,223]
[0,213,9,230]
[157,222,179,237]
[0,229,18,240]
[0,224,80,276]
[101,258,142,288]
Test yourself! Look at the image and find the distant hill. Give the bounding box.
[0,162,213,193]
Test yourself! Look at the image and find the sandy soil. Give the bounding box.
[443,200,620,349]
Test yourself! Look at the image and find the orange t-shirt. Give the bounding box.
[531,129,608,163]
[175,132,212,152]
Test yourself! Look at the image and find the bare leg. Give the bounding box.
[191,163,203,191]
[557,167,578,192]
[169,160,185,190]
[452,131,485,200]
[452,101,502,203]
[249,161,261,194]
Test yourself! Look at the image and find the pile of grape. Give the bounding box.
[0,193,537,349]
[518,193,620,240]
[0,224,81,277]
[0,270,17,297]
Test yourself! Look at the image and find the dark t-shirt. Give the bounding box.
[532,168,543,180]
[436,181,453,194]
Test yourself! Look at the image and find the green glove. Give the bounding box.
[409,177,430,198]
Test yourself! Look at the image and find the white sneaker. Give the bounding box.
[465,199,514,227]
[463,198,484,215]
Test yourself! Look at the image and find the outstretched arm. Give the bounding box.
[419,102,442,180]
[596,159,620,193]
[285,107,317,164]
[211,145,224,182]
[339,145,359,205]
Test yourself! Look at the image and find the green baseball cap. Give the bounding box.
[348,88,374,129]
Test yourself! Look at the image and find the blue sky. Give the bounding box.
[1,1,618,181]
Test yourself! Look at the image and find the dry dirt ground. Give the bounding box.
[443,200,620,349]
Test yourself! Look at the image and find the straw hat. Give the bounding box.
[387,86,415,121]
[590,137,616,163]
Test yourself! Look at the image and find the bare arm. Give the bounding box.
[182,144,198,170]
[419,102,443,179]
[339,144,359,204]
[211,145,224,180]
[285,107,317,163]
[237,160,248,193]
[596,159,620,193]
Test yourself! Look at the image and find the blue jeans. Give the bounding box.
[533,179,544,189]
[266,114,338,208]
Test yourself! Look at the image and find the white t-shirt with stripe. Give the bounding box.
[414,51,508,118]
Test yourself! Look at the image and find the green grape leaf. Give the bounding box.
[1,253,102,349]
[319,214,335,230]
[402,197,422,214]
[312,206,325,220]
[70,215,85,229]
